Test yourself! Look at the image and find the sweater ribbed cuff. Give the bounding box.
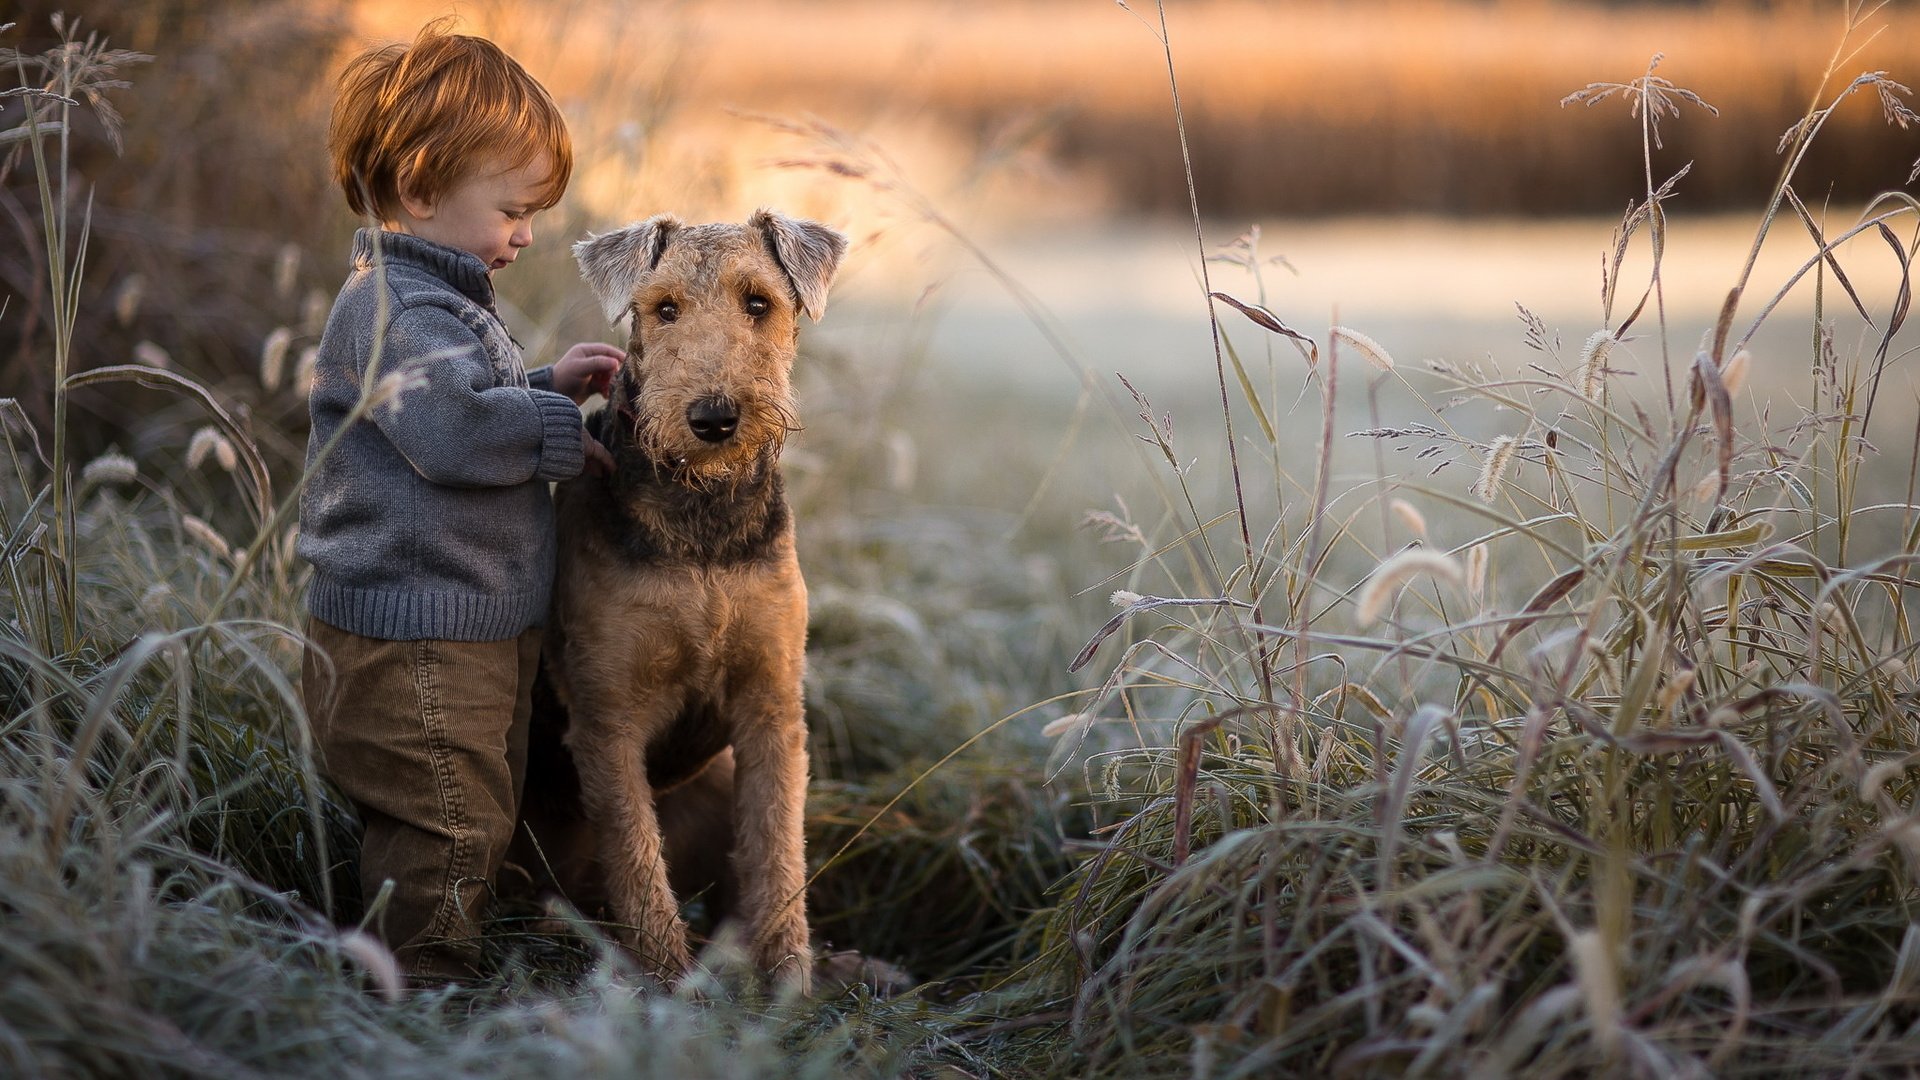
[532,390,586,481]
[528,365,555,393]
[306,577,543,642]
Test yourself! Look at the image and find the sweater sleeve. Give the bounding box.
[366,302,585,487]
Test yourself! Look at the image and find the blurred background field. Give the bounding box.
[13,0,1920,511]
[9,0,1920,1076]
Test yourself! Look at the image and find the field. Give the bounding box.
[7,0,1920,1076]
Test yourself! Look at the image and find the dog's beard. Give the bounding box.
[631,397,798,490]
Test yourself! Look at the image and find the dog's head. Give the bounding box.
[574,210,847,486]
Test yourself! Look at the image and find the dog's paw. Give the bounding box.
[762,942,813,995]
[752,923,813,994]
[619,917,694,984]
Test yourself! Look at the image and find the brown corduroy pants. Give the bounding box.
[300,616,541,982]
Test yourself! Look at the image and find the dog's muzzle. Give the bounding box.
[687,397,739,443]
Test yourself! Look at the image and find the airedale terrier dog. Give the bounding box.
[516,210,846,990]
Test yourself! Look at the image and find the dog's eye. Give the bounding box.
[656,300,680,324]
[744,295,771,318]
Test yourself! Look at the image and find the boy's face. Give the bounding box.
[390,156,553,271]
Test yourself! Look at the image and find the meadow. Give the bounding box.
[6,0,1920,1076]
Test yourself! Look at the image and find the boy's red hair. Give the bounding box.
[328,19,572,220]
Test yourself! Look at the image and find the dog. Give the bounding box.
[515,209,846,991]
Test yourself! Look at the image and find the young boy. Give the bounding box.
[297,21,620,983]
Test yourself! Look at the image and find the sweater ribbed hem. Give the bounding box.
[306,577,544,642]
[533,391,587,481]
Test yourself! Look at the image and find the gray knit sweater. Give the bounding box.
[298,228,586,641]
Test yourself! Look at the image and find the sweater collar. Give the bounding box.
[351,227,495,309]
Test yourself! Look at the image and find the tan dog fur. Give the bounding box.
[527,210,846,989]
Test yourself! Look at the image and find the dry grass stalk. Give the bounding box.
[1568,929,1623,1057]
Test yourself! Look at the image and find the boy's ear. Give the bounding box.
[750,209,848,322]
[573,214,682,325]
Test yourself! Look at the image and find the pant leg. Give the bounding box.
[506,626,542,828]
[301,617,539,981]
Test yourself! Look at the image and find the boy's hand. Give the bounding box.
[582,430,615,478]
[552,342,624,404]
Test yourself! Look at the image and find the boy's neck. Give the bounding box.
[355,227,499,312]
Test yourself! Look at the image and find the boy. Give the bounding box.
[297,20,620,983]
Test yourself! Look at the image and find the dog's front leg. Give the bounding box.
[569,712,692,982]
[729,678,812,992]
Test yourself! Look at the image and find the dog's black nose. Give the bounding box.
[687,398,739,443]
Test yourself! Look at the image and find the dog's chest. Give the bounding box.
[552,469,808,746]
[566,558,803,687]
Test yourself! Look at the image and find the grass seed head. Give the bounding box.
[1578,329,1615,399]
[137,582,171,617]
[1356,549,1466,625]
[273,243,302,299]
[369,367,429,417]
[180,514,233,563]
[1331,325,1395,372]
[294,345,321,396]
[81,451,137,487]
[1657,666,1696,717]
[1721,348,1751,396]
[133,340,172,369]
[259,327,293,392]
[1861,759,1907,802]
[301,289,330,336]
[113,274,144,326]
[1472,435,1519,503]
[186,427,237,472]
[1042,712,1093,738]
[334,929,402,1003]
[1389,498,1428,539]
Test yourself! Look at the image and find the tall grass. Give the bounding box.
[940,2,1920,1075]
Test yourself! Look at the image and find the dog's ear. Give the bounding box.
[751,209,848,322]
[574,214,683,325]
